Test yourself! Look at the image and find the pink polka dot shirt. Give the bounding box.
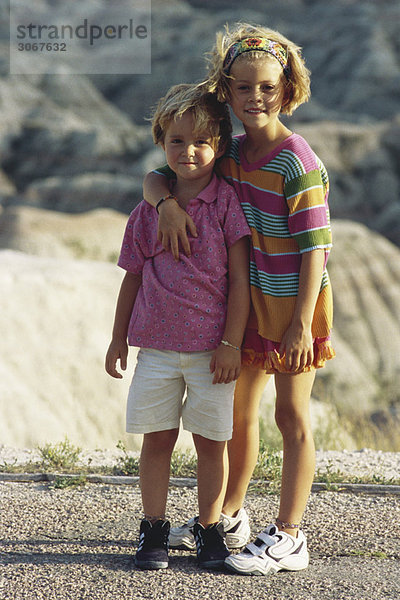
[118,174,250,351]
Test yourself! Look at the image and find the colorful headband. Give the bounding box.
[222,37,290,78]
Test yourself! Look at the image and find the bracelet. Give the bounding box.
[275,517,300,530]
[220,339,241,351]
[156,194,177,214]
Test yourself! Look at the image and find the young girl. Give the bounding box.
[105,83,250,571]
[143,23,335,576]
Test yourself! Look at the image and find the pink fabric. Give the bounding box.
[241,328,334,373]
[118,174,251,351]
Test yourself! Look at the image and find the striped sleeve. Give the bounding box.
[152,164,176,179]
[285,156,332,254]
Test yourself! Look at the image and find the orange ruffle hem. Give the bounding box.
[241,329,335,374]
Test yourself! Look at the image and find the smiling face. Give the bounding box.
[229,55,287,132]
[162,111,222,188]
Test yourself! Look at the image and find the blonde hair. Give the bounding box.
[206,22,311,115]
[151,83,232,153]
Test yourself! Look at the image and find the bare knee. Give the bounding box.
[233,407,259,430]
[142,428,179,453]
[275,406,312,443]
[192,434,226,458]
[234,367,268,429]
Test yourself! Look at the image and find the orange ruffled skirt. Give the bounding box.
[241,328,335,374]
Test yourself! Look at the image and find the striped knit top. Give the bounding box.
[218,133,333,343]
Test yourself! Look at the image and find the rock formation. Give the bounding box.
[1,216,399,450]
[0,0,399,243]
[0,0,399,449]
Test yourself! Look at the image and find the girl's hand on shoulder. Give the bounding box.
[209,344,241,384]
[105,338,128,379]
[157,199,197,261]
[278,323,314,372]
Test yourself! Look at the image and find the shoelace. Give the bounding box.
[195,524,227,552]
[140,522,169,550]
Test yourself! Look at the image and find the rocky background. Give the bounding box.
[1,0,400,451]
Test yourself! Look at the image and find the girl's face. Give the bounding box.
[163,112,221,185]
[229,56,287,131]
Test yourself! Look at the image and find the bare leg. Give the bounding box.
[140,428,179,520]
[222,366,271,517]
[192,433,228,527]
[274,371,316,537]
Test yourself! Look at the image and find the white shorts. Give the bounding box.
[126,348,235,441]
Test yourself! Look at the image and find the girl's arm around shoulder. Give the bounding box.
[210,236,250,384]
[105,271,142,379]
[143,171,197,260]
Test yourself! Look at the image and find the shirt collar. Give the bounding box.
[196,173,219,204]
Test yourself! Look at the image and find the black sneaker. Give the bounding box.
[193,522,230,569]
[134,519,170,570]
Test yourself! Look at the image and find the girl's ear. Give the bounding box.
[215,143,226,159]
[281,81,293,110]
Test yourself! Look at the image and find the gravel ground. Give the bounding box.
[0,484,399,600]
[1,449,399,600]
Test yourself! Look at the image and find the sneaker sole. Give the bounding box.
[224,556,309,576]
[225,562,262,576]
[199,559,227,570]
[224,560,280,576]
[134,558,169,570]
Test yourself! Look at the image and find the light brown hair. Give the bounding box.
[151,83,232,153]
[206,22,311,115]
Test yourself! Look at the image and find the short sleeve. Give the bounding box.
[218,182,251,247]
[152,164,176,180]
[117,201,158,273]
[285,158,332,253]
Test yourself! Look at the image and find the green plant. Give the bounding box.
[246,442,283,495]
[252,442,283,480]
[52,475,87,489]
[114,440,140,475]
[114,442,198,477]
[314,460,349,486]
[170,449,197,477]
[38,438,81,471]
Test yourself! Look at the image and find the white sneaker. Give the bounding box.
[224,523,309,575]
[221,508,250,549]
[169,508,250,551]
[169,516,198,550]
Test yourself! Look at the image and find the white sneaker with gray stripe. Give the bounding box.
[224,523,309,575]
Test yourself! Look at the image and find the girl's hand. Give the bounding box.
[278,323,314,372]
[157,198,197,261]
[209,344,241,384]
[105,338,128,379]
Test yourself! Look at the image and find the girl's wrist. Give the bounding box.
[156,194,178,214]
[111,332,128,342]
[291,314,313,329]
[220,339,241,351]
